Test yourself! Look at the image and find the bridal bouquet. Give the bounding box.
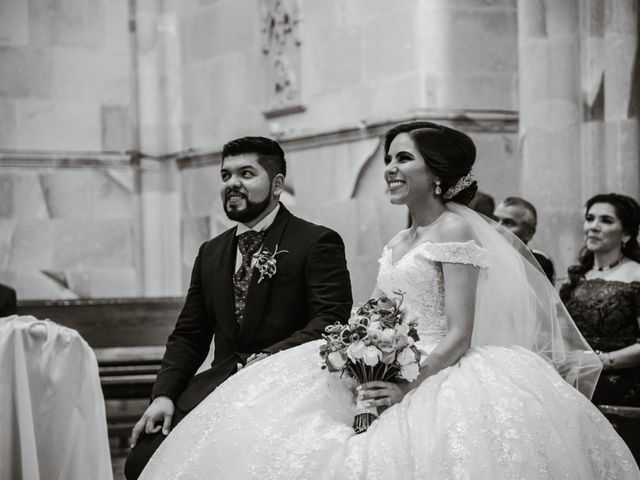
[319,291,422,433]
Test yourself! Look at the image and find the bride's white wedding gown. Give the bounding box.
[141,240,639,479]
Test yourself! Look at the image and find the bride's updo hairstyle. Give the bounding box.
[383,121,478,205]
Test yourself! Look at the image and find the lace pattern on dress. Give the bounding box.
[417,240,489,268]
[376,241,489,352]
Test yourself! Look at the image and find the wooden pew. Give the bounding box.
[15,297,184,443]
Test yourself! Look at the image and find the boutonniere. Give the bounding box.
[252,244,289,284]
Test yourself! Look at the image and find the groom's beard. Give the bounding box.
[223,188,272,223]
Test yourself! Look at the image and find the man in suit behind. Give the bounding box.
[494,196,556,284]
[125,136,353,479]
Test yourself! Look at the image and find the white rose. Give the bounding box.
[380,328,396,343]
[396,323,410,336]
[363,346,381,367]
[327,351,347,370]
[400,363,420,382]
[397,347,416,366]
[347,340,366,362]
[381,351,396,365]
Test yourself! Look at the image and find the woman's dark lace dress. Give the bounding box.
[562,278,640,406]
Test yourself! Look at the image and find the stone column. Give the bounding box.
[518,0,584,278]
[131,0,182,296]
[519,0,640,281]
[579,0,607,197]
[602,0,639,195]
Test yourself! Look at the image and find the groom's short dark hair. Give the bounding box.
[222,136,286,179]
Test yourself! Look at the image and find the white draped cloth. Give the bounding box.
[0,315,113,480]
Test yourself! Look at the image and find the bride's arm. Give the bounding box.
[417,261,478,380]
[415,218,480,382]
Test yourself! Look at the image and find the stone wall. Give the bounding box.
[0,0,132,151]
[0,157,140,298]
[0,0,137,299]
[176,0,518,149]
[1,0,528,300]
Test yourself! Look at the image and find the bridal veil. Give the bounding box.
[447,203,602,398]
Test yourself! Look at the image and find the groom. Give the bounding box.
[125,136,353,479]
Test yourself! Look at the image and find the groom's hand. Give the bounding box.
[130,396,175,448]
[244,352,270,368]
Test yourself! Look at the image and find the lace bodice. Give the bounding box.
[377,240,489,348]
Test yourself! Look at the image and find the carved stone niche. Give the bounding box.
[260,0,305,118]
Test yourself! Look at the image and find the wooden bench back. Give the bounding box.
[15,297,183,349]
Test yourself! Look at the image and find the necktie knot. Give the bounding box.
[238,231,265,256]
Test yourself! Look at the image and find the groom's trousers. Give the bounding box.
[124,404,188,480]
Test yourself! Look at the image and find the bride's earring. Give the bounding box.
[434,179,442,196]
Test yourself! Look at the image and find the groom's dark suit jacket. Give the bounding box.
[152,205,353,412]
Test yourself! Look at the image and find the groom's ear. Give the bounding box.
[271,173,285,197]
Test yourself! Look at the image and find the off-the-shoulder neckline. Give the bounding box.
[383,239,483,267]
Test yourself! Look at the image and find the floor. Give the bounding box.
[111,448,127,480]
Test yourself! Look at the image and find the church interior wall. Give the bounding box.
[0,0,139,299]
[2,0,635,300]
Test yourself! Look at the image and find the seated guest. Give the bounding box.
[560,193,640,460]
[0,282,16,317]
[494,196,555,283]
[468,190,495,219]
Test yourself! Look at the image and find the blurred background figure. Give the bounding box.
[494,196,555,284]
[0,282,16,317]
[468,191,496,219]
[560,193,640,460]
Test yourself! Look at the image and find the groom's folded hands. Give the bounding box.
[130,395,175,448]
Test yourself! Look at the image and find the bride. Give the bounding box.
[140,121,639,479]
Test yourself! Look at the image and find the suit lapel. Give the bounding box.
[239,205,291,342]
[211,228,239,338]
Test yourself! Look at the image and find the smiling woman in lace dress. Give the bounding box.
[561,193,640,460]
[139,122,640,479]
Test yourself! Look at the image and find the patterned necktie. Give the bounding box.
[233,230,266,324]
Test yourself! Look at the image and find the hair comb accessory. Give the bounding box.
[442,172,475,200]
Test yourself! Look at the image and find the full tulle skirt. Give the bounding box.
[140,340,639,479]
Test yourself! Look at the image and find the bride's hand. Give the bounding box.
[357,381,408,409]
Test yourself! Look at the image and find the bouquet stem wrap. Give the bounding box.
[353,397,378,433]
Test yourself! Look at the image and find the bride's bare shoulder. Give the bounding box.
[433,212,476,244]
